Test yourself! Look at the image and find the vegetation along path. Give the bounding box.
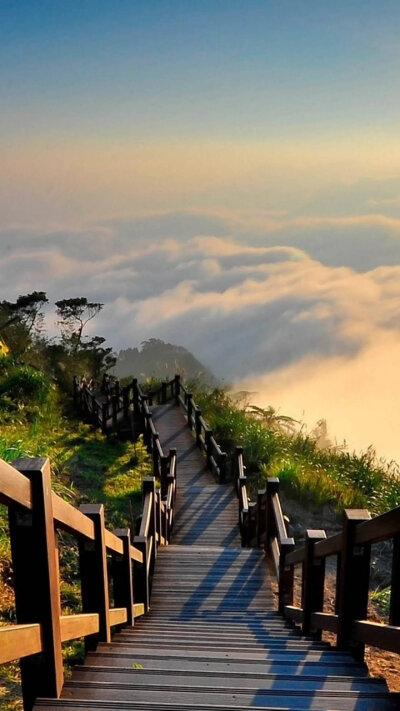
[35,386,400,711]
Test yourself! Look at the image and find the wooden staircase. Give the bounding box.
[34,400,400,711]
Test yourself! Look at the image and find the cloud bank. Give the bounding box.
[2,209,400,461]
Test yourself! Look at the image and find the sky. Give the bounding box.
[2,1,400,461]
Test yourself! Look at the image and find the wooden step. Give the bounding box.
[58,682,400,709]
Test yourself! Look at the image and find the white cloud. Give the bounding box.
[2,210,400,460]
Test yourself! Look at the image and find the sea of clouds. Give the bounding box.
[2,208,400,462]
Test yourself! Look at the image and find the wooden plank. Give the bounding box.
[0,623,42,664]
[311,612,338,633]
[139,492,153,538]
[133,603,145,618]
[0,458,32,509]
[130,545,143,563]
[284,605,303,623]
[109,608,128,626]
[270,492,289,543]
[104,529,123,555]
[52,493,95,540]
[314,532,342,559]
[355,506,400,546]
[285,546,306,566]
[352,620,400,653]
[60,614,99,642]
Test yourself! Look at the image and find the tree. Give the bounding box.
[0,291,48,352]
[55,298,103,353]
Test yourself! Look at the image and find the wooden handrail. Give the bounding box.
[0,455,153,709]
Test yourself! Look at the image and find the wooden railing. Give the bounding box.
[73,375,128,434]
[74,374,178,545]
[283,506,400,660]
[235,445,400,660]
[0,456,161,710]
[173,376,228,482]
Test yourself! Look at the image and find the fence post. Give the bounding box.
[195,408,202,446]
[161,382,167,404]
[278,540,295,614]
[155,489,162,545]
[133,536,150,612]
[336,509,371,660]
[266,477,280,546]
[143,477,157,569]
[160,455,169,498]
[9,458,63,710]
[390,534,400,625]
[203,428,211,468]
[256,489,267,547]
[248,501,257,546]
[301,530,326,636]
[152,433,160,477]
[187,394,193,429]
[112,528,134,627]
[174,374,181,404]
[78,504,111,651]
[218,451,227,483]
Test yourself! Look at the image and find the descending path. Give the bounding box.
[35,405,399,710]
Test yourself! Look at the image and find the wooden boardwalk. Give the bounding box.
[152,404,240,547]
[35,404,399,710]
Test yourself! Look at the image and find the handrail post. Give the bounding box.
[187,393,193,429]
[112,528,134,627]
[133,536,150,612]
[195,408,202,446]
[174,374,181,404]
[152,433,160,477]
[205,428,212,468]
[143,477,157,570]
[10,458,63,710]
[266,477,279,545]
[160,455,169,498]
[278,540,295,614]
[256,489,267,548]
[79,504,111,651]
[301,530,326,637]
[155,489,162,545]
[336,509,371,660]
[248,501,257,546]
[390,534,400,625]
[161,381,167,404]
[218,451,227,483]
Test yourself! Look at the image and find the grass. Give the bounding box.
[194,386,400,516]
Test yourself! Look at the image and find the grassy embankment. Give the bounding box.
[0,361,151,709]
[194,387,400,516]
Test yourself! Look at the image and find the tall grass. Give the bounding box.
[195,387,400,515]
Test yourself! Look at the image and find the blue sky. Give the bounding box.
[2,1,400,141]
